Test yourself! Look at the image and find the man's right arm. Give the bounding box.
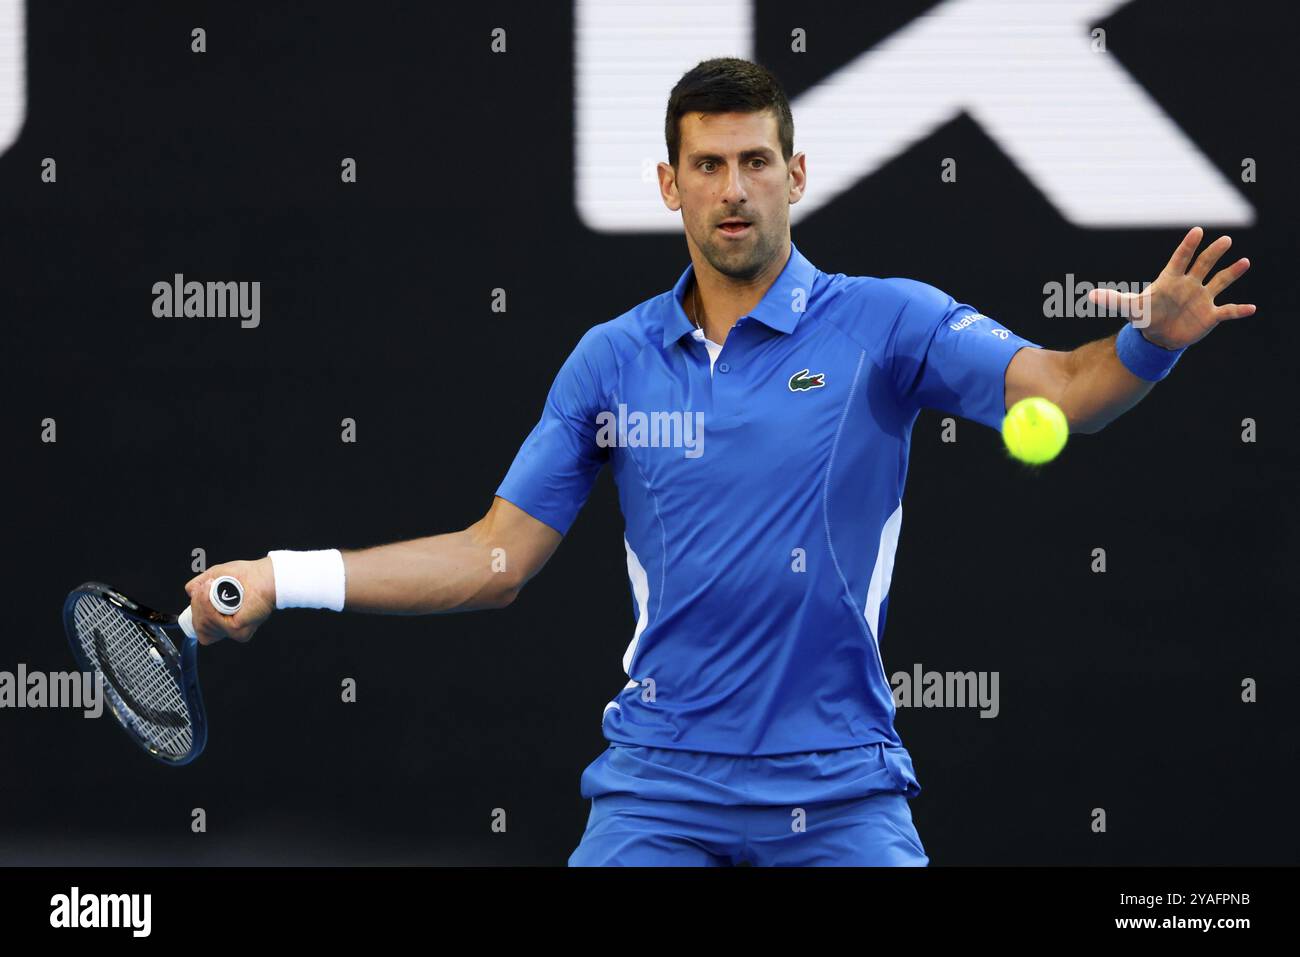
[183,496,562,645]
[190,322,616,646]
[341,496,562,614]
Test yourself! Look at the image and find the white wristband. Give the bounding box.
[267,549,347,611]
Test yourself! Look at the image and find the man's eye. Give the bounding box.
[697,159,766,171]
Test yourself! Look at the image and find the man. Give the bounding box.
[188,58,1254,865]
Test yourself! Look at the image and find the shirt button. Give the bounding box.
[718,362,730,374]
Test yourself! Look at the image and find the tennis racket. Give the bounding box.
[63,576,244,765]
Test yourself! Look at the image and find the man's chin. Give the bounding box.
[699,233,768,277]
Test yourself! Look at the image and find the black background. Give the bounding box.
[1,1,1296,865]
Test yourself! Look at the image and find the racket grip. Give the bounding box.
[178,576,244,641]
[209,576,244,616]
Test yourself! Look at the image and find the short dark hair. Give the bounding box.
[664,57,794,167]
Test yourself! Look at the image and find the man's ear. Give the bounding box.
[657,160,681,212]
[787,151,807,205]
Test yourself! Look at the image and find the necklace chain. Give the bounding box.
[692,281,739,337]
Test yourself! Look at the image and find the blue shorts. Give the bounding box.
[569,742,928,866]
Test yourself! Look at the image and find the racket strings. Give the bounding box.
[73,595,193,759]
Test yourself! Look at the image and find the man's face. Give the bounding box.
[659,109,806,281]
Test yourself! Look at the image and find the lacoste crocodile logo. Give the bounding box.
[788,368,826,392]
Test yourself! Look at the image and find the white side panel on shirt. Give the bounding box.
[865,501,903,642]
[603,537,652,721]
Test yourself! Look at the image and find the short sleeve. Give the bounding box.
[495,329,611,536]
[883,278,1042,430]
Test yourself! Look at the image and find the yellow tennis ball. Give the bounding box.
[1002,397,1068,465]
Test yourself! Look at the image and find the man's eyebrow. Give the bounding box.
[686,147,779,163]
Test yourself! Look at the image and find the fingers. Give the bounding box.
[1088,286,1147,320]
[1169,229,1254,318]
[188,576,225,646]
[186,566,238,645]
[1208,256,1251,297]
[1214,302,1257,322]
[1088,287,1118,308]
[187,561,269,645]
[1189,234,1232,283]
[193,597,253,644]
[1165,226,1203,275]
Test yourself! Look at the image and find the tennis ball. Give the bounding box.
[1002,397,1068,465]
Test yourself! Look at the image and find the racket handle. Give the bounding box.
[178,575,245,641]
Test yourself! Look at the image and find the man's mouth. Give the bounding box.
[717,219,752,237]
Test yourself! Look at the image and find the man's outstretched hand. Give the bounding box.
[1087,226,1256,350]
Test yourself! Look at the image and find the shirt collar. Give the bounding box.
[663,240,818,348]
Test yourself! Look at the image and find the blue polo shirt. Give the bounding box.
[496,242,1040,797]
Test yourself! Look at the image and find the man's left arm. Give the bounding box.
[1004,227,1256,434]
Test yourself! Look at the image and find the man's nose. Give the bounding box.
[720,164,747,205]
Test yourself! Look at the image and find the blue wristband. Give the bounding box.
[1116,322,1186,382]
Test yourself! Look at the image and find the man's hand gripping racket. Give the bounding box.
[63,560,274,765]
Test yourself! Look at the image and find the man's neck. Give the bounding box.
[690,241,791,345]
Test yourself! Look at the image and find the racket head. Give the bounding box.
[63,582,208,766]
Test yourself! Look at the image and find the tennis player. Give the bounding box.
[187,58,1254,866]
